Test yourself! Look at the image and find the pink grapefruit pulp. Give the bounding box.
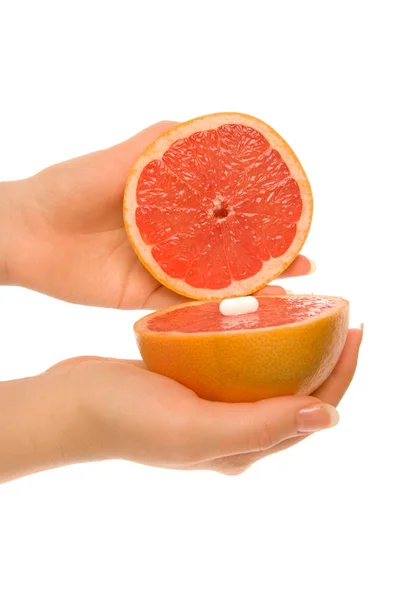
[124,113,313,299]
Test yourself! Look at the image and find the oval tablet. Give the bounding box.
[219,296,259,316]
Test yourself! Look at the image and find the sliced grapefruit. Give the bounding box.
[134,295,349,403]
[124,113,313,300]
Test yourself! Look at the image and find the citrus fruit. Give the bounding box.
[134,295,349,402]
[124,113,313,300]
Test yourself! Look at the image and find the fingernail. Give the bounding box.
[285,289,294,294]
[360,323,364,339]
[296,403,339,433]
[309,260,316,274]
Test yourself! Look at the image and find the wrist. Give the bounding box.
[0,182,13,284]
[0,179,31,286]
[0,369,93,483]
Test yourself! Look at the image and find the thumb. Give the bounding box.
[105,120,178,170]
[195,396,339,461]
[43,121,179,210]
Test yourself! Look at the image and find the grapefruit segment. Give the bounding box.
[124,113,313,300]
[135,206,209,246]
[134,295,349,403]
[225,148,291,201]
[151,216,214,281]
[163,130,221,196]
[136,161,209,210]
[184,225,231,290]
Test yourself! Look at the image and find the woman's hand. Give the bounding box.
[0,327,362,483]
[1,122,314,309]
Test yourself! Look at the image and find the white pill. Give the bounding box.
[219,296,259,316]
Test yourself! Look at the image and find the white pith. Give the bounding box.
[124,113,313,299]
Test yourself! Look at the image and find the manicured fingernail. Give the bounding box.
[296,403,339,433]
[360,323,364,338]
[309,260,316,274]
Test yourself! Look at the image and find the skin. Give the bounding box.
[0,122,311,308]
[0,122,363,483]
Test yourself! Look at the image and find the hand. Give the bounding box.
[0,326,361,483]
[1,122,314,309]
[48,326,364,476]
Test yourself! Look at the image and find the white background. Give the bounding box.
[0,1,399,598]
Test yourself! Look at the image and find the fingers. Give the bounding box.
[38,121,179,227]
[108,121,178,173]
[249,255,315,298]
[92,121,178,202]
[313,327,363,406]
[254,285,287,296]
[221,435,309,474]
[276,255,315,279]
[204,325,364,474]
[192,395,339,462]
[186,435,308,476]
[143,282,290,310]
[141,282,192,310]
[143,281,289,310]
[190,326,363,471]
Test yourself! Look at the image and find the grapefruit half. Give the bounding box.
[134,295,349,403]
[124,113,313,300]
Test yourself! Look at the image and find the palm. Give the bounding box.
[28,200,164,309]
[19,121,312,309]
[22,126,178,308]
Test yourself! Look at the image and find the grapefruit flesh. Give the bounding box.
[124,113,313,300]
[134,295,349,403]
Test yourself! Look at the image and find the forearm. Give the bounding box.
[0,371,88,484]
